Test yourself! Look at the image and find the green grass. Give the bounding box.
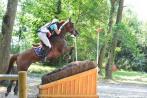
[28,63,60,76]
[112,69,147,84]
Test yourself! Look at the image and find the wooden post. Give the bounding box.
[74,37,78,61]
[96,28,103,65]
[18,71,27,98]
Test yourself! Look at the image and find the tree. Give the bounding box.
[115,9,146,72]
[0,0,18,73]
[105,0,124,79]
[105,0,118,79]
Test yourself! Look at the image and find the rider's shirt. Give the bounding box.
[50,23,58,31]
[38,22,58,33]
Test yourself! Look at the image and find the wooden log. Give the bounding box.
[41,60,97,84]
[18,71,27,98]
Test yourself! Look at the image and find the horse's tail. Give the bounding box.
[6,54,19,74]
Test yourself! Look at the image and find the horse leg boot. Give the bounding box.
[5,80,14,96]
[14,80,18,95]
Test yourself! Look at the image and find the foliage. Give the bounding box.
[28,63,57,74]
[114,10,146,72]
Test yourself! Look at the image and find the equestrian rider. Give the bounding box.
[38,19,62,50]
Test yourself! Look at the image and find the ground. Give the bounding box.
[99,79,147,98]
[0,75,147,98]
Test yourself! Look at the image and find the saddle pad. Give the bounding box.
[34,46,44,58]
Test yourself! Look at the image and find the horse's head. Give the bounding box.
[59,18,79,37]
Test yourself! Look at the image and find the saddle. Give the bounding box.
[33,43,51,58]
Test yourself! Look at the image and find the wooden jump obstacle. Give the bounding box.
[0,71,27,98]
[39,67,98,98]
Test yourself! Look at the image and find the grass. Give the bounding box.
[112,69,147,84]
[28,63,60,77]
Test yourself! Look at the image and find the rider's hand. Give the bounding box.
[59,29,61,33]
[48,32,51,37]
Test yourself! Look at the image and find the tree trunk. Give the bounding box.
[0,0,18,73]
[106,0,124,79]
[116,0,124,24]
[105,0,117,79]
[105,36,117,79]
[98,43,107,75]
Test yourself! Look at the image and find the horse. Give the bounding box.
[3,18,79,96]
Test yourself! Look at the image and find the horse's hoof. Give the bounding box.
[14,91,18,95]
[5,93,8,97]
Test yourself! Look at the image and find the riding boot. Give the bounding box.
[40,48,46,58]
[44,46,50,56]
[44,46,51,62]
[40,46,51,62]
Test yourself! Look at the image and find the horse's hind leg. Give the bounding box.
[14,80,18,95]
[5,80,14,96]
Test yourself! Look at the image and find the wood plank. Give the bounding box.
[0,74,18,80]
[38,95,99,98]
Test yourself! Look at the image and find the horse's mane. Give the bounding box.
[57,20,65,29]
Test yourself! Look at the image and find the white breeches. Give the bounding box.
[38,32,51,48]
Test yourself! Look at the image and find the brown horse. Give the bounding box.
[4,18,78,96]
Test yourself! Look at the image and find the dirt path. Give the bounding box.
[0,76,147,98]
[99,80,147,98]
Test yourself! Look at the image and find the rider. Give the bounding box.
[38,19,63,57]
[37,18,62,58]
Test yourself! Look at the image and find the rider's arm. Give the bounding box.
[54,29,61,35]
[51,24,61,35]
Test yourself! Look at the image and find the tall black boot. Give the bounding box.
[40,48,46,58]
[41,46,51,61]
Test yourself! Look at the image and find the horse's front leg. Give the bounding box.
[5,80,14,96]
[63,46,75,62]
[14,80,18,95]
